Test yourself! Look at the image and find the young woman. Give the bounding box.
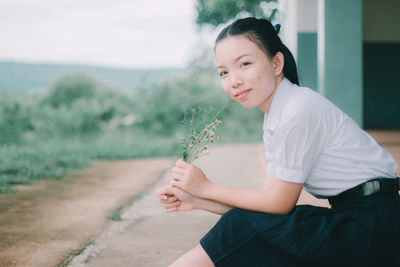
[156,17,400,267]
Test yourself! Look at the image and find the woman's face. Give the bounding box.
[215,34,283,113]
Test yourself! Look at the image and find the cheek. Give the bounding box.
[255,71,274,87]
[221,81,231,95]
[250,67,268,83]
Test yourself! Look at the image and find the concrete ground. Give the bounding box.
[68,129,400,267]
[0,159,174,267]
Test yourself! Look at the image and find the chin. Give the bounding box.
[239,102,256,109]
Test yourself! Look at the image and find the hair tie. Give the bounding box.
[273,24,281,34]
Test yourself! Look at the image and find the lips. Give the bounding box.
[235,89,252,100]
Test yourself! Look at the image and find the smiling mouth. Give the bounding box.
[235,89,252,100]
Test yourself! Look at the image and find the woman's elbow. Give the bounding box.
[257,203,294,215]
[267,198,296,215]
[277,205,295,215]
[258,190,298,214]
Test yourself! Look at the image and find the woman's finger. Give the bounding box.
[156,184,178,195]
[159,195,177,203]
[155,187,165,195]
[163,201,181,209]
[155,185,171,196]
[169,180,181,188]
[171,172,184,182]
[176,159,190,168]
[172,166,187,176]
[165,207,177,213]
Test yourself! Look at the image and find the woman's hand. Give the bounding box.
[169,159,212,198]
[155,184,196,213]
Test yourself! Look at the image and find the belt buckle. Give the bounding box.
[362,180,381,196]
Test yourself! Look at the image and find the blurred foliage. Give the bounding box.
[195,0,278,28]
[44,73,99,107]
[0,68,263,193]
[0,93,32,144]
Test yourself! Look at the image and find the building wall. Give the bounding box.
[320,0,363,126]
[297,33,317,90]
[363,0,400,128]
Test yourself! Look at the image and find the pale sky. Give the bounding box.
[0,0,217,69]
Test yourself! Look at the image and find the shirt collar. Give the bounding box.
[263,77,294,132]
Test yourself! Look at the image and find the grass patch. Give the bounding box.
[59,238,96,266]
[107,211,122,222]
[105,190,150,222]
[134,190,149,200]
[0,131,180,193]
[84,239,95,246]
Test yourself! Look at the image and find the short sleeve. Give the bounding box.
[268,107,327,183]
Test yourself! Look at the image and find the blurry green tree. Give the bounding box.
[195,0,278,27]
[33,72,135,138]
[0,93,31,144]
[44,73,106,107]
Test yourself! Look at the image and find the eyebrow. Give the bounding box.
[217,54,251,69]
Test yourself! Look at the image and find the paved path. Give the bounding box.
[0,159,174,267]
[68,143,330,266]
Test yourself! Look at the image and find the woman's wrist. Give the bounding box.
[192,192,214,211]
[202,181,216,200]
[192,196,204,211]
[192,194,233,215]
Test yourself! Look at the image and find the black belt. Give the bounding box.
[328,177,400,205]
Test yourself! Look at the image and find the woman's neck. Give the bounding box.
[258,75,284,114]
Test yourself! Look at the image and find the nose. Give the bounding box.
[230,72,244,88]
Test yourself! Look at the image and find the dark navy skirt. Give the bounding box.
[200,193,400,266]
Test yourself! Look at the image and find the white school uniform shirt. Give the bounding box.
[263,78,398,197]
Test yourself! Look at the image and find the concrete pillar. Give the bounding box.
[318,0,363,126]
[281,0,298,59]
[297,0,318,91]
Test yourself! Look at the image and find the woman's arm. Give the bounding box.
[198,165,273,215]
[204,178,303,214]
[156,185,233,215]
[170,160,303,214]
[194,197,233,215]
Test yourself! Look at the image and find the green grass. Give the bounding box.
[84,239,95,246]
[0,131,180,193]
[0,125,263,194]
[59,238,96,266]
[107,211,122,222]
[105,190,150,222]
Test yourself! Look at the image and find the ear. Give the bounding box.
[272,52,284,76]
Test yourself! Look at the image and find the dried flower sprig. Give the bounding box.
[167,118,222,198]
[165,96,231,198]
[182,119,223,163]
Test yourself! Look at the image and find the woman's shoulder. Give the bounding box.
[291,86,330,108]
[282,86,327,118]
[284,85,345,121]
[277,84,352,141]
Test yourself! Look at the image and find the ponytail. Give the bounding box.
[281,44,299,85]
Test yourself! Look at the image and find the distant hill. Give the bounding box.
[0,61,188,93]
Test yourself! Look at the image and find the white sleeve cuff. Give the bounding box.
[274,164,307,184]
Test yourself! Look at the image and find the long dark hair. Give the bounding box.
[215,17,299,86]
